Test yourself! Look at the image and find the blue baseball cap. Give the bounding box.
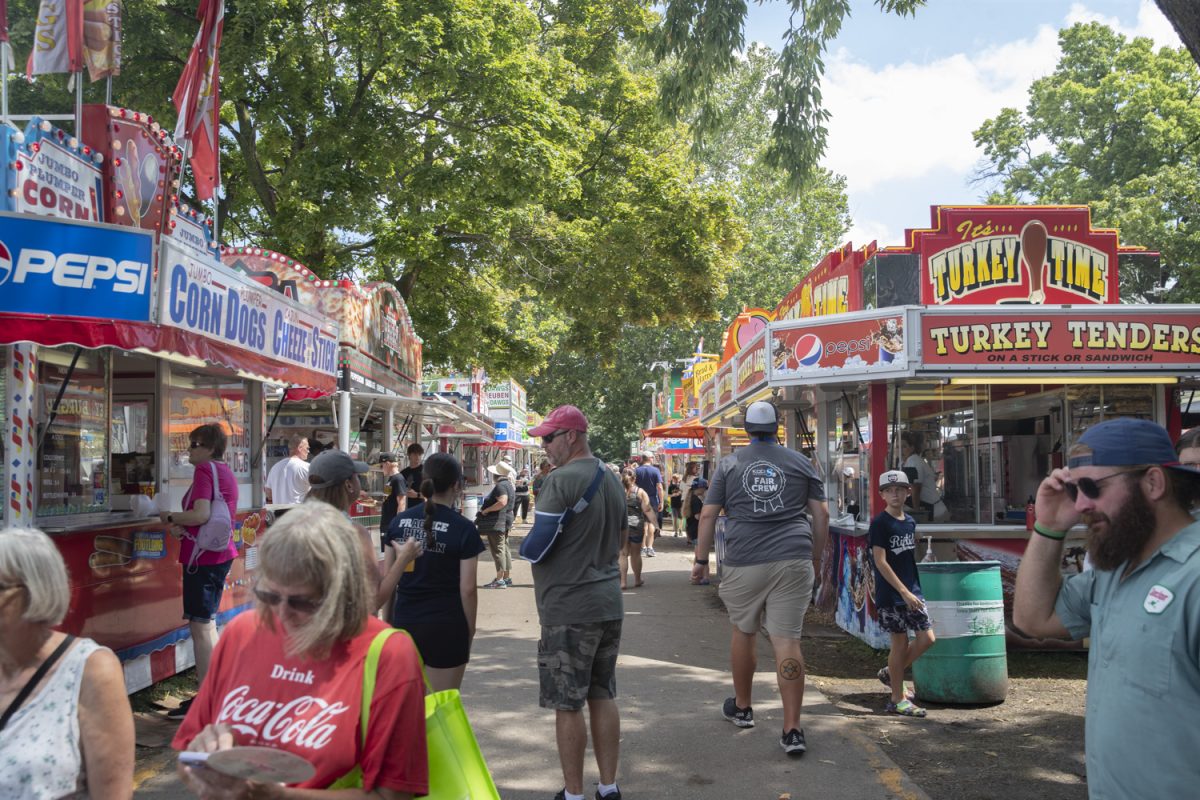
[1070,418,1200,475]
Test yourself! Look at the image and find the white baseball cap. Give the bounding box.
[879,469,910,488]
[743,401,779,434]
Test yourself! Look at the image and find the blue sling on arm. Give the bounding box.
[518,463,607,564]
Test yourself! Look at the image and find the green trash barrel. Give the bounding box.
[912,561,1008,704]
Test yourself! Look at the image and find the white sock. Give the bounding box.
[598,783,619,797]
[564,792,585,800]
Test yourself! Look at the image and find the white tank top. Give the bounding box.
[0,637,103,799]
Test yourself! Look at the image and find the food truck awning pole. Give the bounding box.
[395,414,414,451]
[349,398,377,453]
[253,384,293,468]
[35,346,83,454]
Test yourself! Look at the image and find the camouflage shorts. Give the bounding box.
[537,619,622,711]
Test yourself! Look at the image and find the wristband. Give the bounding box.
[1033,522,1066,541]
[694,558,709,565]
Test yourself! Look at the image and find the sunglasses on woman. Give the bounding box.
[1062,469,1144,503]
[253,585,323,614]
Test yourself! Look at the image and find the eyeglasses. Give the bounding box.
[541,430,570,445]
[0,582,23,592]
[1063,469,1145,503]
[253,585,323,614]
[188,441,206,450]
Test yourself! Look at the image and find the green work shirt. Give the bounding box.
[1054,521,1200,799]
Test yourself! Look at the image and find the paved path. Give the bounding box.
[135,528,928,799]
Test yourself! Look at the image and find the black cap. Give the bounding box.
[377,452,398,464]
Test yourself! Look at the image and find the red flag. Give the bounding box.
[172,0,224,201]
[27,0,84,77]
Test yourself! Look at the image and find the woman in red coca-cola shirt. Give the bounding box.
[173,501,429,798]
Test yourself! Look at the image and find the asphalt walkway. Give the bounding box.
[135,524,929,799]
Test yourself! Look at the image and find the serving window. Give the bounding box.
[823,387,869,522]
[894,380,1157,524]
[167,366,254,509]
[36,347,110,518]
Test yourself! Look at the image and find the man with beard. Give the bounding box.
[1014,417,1200,799]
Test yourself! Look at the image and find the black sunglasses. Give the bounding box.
[1063,469,1145,503]
[253,585,323,614]
[188,441,206,450]
[541,429,570,445]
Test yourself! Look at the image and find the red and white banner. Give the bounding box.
[173,0,224,200]
[27,0,83,77]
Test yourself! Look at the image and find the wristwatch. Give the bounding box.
[167,514,174,523]
[694,558,709,565]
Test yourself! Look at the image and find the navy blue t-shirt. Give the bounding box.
[386,501,486,623]
[868,510,923,609]
[635,464,663,508]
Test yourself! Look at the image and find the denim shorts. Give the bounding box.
[182,560,234,622]
[537,619,622,711]
[877,602,933,634]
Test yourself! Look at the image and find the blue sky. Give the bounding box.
[743,0,1182,248]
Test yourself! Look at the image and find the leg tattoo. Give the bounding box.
[779,658,803,681]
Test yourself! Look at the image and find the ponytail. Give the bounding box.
[417,452,464,537]
[422,477,437,536]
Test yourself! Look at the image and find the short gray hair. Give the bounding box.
[288,433,308,453]
[0,527,70,625]
[256,501,369,658]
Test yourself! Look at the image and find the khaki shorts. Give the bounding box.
[719,558,814,639]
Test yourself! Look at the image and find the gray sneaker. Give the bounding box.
[780,728,807,755]
[722,697,754,728]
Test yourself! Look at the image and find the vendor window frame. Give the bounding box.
[35,346,111,518]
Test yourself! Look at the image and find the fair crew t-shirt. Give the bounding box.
[387,502,486,623]
[705,441,826,567]
[868,510,923,608]
[172,613,429,794]
[181,460,239,566]
[530,457,624,626]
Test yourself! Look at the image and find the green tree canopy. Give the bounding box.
[973,22,1200,301]
[6,0,744,376]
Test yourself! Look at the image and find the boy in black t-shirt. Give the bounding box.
[869,470,936,717]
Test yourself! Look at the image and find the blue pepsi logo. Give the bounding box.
[794,333,823,367]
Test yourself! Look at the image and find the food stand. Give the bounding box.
[697,205,1198,648]
[0,108,341,690]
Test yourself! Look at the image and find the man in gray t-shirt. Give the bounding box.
[693,400,829,757]
[527,405,625,800]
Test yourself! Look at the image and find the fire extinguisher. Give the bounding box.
[1025,495,1035,532]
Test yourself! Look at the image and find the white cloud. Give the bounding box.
[822,1,1182,250]
[821,24,1060,193]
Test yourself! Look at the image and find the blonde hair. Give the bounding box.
[256,501,370,658]
[0,527,70,625]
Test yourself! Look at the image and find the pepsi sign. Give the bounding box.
[0,212,154,321]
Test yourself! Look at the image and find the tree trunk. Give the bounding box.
[1156,0,1200,68]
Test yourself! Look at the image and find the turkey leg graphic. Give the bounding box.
[1019,220,1047,304]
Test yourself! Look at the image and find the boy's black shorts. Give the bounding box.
[878,602,933,634]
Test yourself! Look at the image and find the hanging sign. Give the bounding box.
[158,240,339,378]
[906,206,1119,306]
[15,118,104,222]
[769,311,909,386]
[0,212,153,321]
[919,306,1200,370]
[735,332,767,399]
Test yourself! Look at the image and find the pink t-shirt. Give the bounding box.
[172,613,429,793]
[181,460,240,565]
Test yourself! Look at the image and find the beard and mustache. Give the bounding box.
[1081,478,1156,571]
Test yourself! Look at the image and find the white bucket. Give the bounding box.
[462,495,480,521]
